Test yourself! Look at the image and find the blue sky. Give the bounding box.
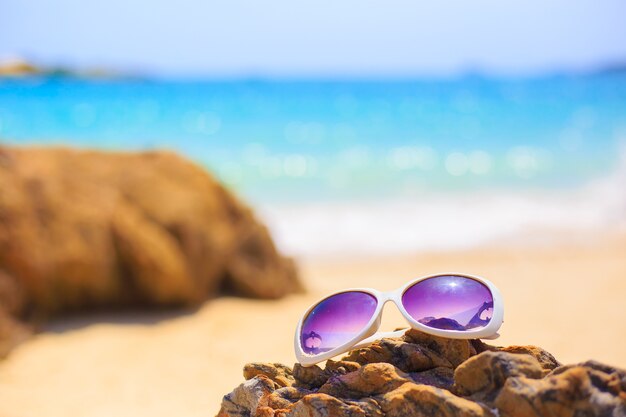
[1,0,626,77]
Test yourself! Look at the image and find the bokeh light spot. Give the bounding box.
[283,154,308,177]
[445,152,469,176]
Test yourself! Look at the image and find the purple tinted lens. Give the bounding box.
[300,291,377,355]
[402,275,493,331]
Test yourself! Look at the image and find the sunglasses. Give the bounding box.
[295,273,503,366]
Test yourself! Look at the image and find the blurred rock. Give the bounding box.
[0,146,302,356]
[217,330,626,417]
[0,269,31,355]
[0,308,32,358]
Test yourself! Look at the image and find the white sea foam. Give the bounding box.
[257,151,626,259]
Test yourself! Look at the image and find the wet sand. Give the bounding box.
[0,234,625,417]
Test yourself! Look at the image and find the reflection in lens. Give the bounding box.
[300,291,377,355]
[402,275,493,331]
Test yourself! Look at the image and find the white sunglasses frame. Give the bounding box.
[294,272,504,367]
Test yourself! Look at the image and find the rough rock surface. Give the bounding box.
[217,329,626,417]
[0,146,302,357]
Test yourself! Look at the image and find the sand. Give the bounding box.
[0,234,625,417]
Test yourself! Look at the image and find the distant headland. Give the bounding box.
[0,56,130,79]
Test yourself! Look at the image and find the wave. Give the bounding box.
[257,149,626,259]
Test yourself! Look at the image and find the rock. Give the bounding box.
[293,360,363,390]
[244,363,295,388]
[0,146,302,357]
[495,362,626,417]
[408,366,455,390]
[0,270,31,356]
[217,376,277,417]
[341,329,474,373]
[216,329,626,417]
[318,363,411,398]
[292,363,329,389]
[403,328,476,367]
[265,386,311,410]
[379,383,494,417]
[470,339,562,375]
[498,345,562,375]
[0,308,32,358]
[453,351,544,400]
[284,393,383,417]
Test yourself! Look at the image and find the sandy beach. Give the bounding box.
[0,233,624,417]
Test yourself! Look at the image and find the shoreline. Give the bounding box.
[258,168,626,259]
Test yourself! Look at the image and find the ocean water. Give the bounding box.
[1,74,625,256]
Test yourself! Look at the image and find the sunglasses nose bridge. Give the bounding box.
[378,290,405,314]
[377,291,393,304]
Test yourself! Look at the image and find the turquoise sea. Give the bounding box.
[1,73,625,256]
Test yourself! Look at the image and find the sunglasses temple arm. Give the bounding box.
[351,328,409,350]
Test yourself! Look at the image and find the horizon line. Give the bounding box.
[2,55,626,82]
